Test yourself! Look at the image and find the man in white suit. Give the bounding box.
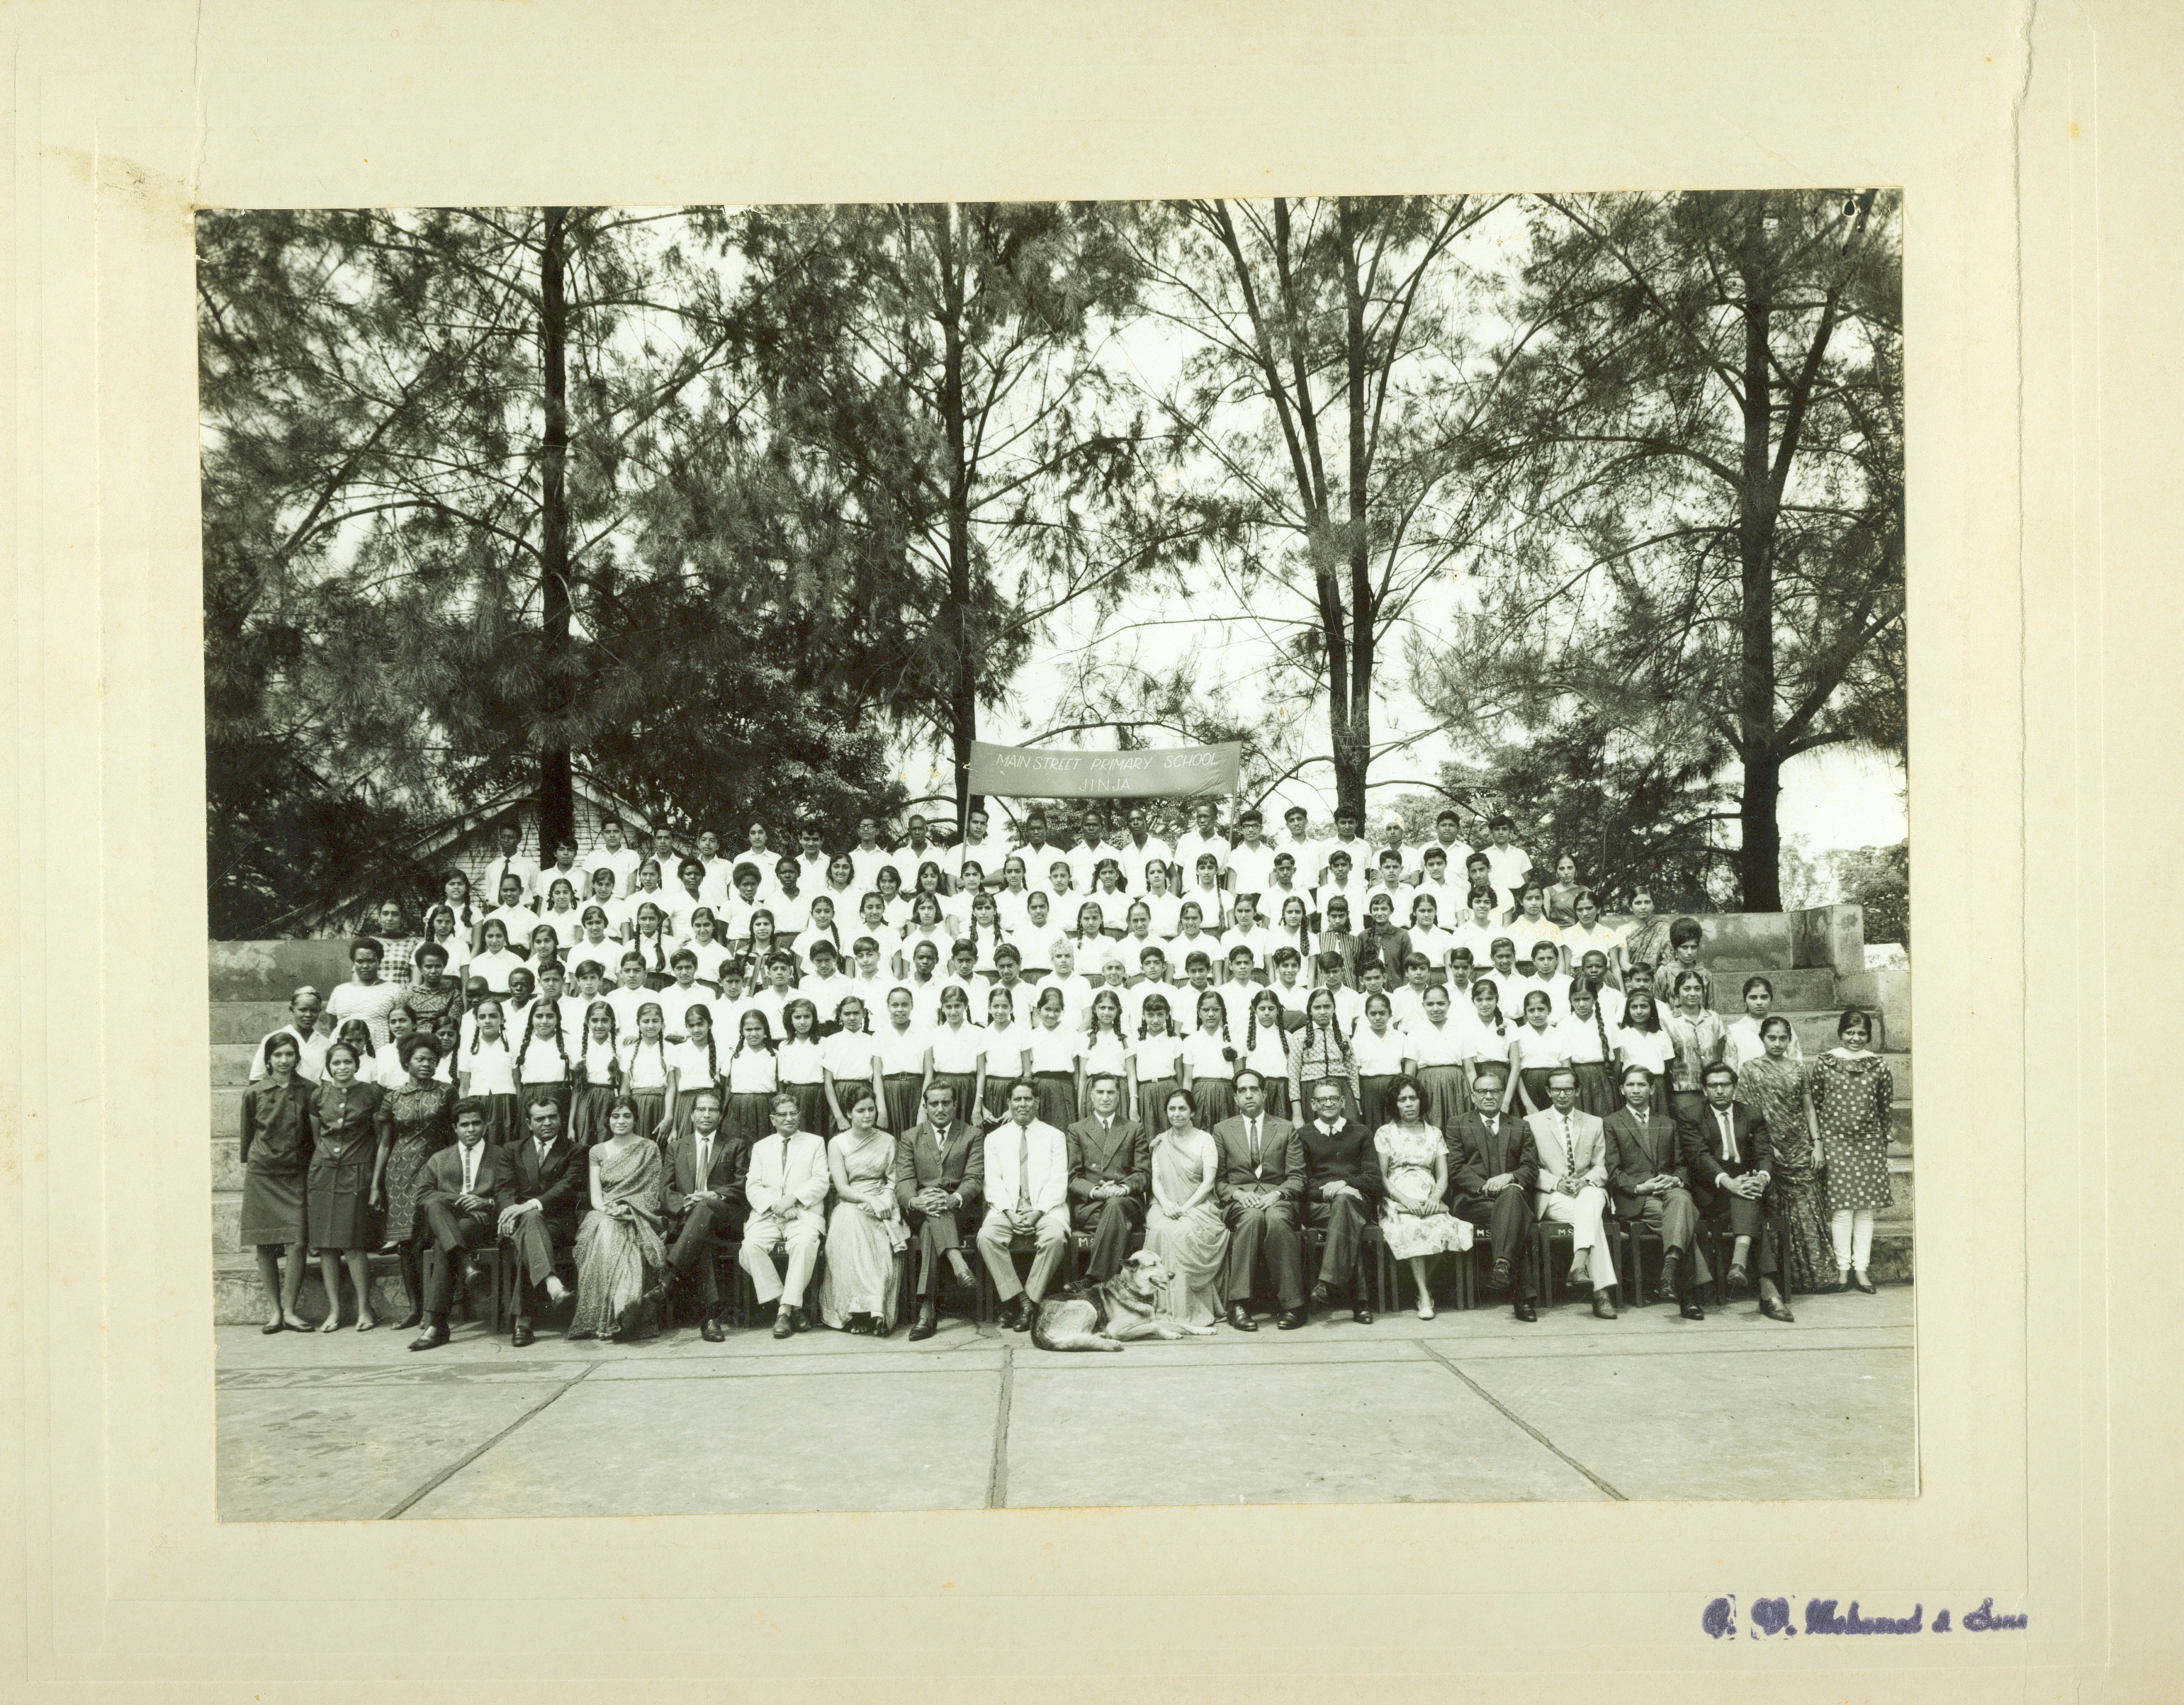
[976,1080,1073,1332]
[1526,1067,1621,1319]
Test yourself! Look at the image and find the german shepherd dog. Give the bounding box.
[1030,1250,1220,1351]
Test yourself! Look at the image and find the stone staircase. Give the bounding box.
[208,908,1912,1320]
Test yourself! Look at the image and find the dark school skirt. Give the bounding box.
[475,1092,520,1147]
[1191,1075,1236,1128]
[1417,1065,1467,1135]
[1032,1071,1078,1130]
[240,1164,306,1249]
[670,1082,721,1142]
[1358,1074,1399,1133]
[1137,1076,1183,1134]
[629,1089,670,1143]
[726,1091,774,1146]
[569,1084,617,1148]
[519,1079,574,1122]
[1295,1075,1358,1123]
[1518,1068,1559,1115]
[782,1079,828,1137]
[882,1072,926,1139]
[305,1144,376,1252]
[1568,1061,1614,1119]
[1259,1079,1292,1122]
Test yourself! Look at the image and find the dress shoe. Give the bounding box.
[1657,1255,1682,1299]
[510,1320,535,1348]
[1351,1305,1375,1325]
[408,1322,450,1351]
[1852,1271,1876,1295]
[1760,1296,1795,1323]
[789,1305,811,1332]
[1592,1292,1618,1321]
[1310,1281,1334,1307]
[1725,1263,1749,1289]
[1276,1308,1306,1330]
[1513,1298,1538,1322]
[908,1315,938,1341]
[699,1317,725,1343]
[1489,1258,1512,1290]
[1679,1298,1706,1321]
[770,1308,796,1340]
[1227,1302,1257,1332]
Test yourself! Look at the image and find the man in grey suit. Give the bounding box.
[894,1079,985,1341]
[1603,1063,1709,1320]
[1066,1074,1147,1283]
[1212,1069,1307,1331]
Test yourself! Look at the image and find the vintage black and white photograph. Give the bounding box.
[201,191,1910,1521]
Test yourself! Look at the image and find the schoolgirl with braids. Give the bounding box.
[722,1008,779,1145]
[456,996,519,1142]
[1289,984,1361,1121]
[569,999,622,1146]
[1181,986,1239,1128]
[422,903,471,981]
[775,996,829,1137]
[666,1001,722,1142]
[1130,990,1185,1133]
[1083,987,1135,1109]
[958,889,1008,976]
[513,996,574,1121]
[1454,977,1520,1103]
[619,999,678,1142]
[1242,987,1294,1120]
[819,993,881,1135]
[1351,991,1406,1132]
[628,903,672,989]
[1552,980,1617,1117]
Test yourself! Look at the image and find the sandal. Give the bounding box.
[356,1315,377,1332]
[318,1315,342,1334]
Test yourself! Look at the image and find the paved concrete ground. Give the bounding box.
[217,1285,1915,1521]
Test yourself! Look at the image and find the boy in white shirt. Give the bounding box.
[1037,940,1096,1034]
[1113,805,1171,896]
[1317,808,1372,887]
[587,817,641,899]
[1171,801,1231,894]
[846,814,895,892]
[1505,939,1573,1022]
[478,823,541,918]
[1223,808,1276,899]
[1480,816,1532,911]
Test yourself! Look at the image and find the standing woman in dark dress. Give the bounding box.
[239,1034,314,1333]
[370,1034,456,1331]
[308,1040,388,1332]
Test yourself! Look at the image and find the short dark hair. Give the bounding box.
[1702,1063,1740,1087]
[1670,916,1705,946]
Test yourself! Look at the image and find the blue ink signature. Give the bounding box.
[1703,1595,2028,1638]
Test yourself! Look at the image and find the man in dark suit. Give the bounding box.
[495,1094,580,1346]
[1682,1063,1793,1322]
[1066,1073,1146,1284]
[656,1088,749,1341]
[1211,1069,1306,1331]
[1604,1063,1711,1319]
[894,1079,984,1341]
[1294,1078,1380,1322]
[410,1099,508,1351]
[1447,1067,1542,1321]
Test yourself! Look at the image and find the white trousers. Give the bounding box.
[1532,1185,1615,1291]
[741,1208,823,1304]
[1830,1208,1875,1272]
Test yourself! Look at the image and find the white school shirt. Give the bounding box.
[724,1047,779,1096]
[1553,1013,1617,1068]
[819,1029,879,1085]
[249,1025,331,1084]
[994,889,1046,938]
[1407,1017,1468,1069]
[1405,924,1458,972]
[1482,843,1532,902]
[480,854,541,911]
[566,926,624,973]
[765,887,813,934]
[981,1023,1030,1081]
[668,1037,721,1093]
[1035,972,1097,1033]
[1131,1030,1184,1084]
[1137,891,1183,938]
[938,972,993,1025]
[604,984,657,1035]
[903,978,947,1030]
[573,1037,619,1088]
[777,1037,826,1088]
[1587,985,1626,1028]
[1451,1013,1518,1071]
[1026,1026,1082,1076]
[1114,835,1172,894]
[1420,835,1475,877]
[946,837,999,889]
[1507,970,1572,1023]
[531,907,584,955]
[1081,1031,1132,1084]
[458,1036,518,1096]
[845,845,894,893]
[873,1025,929,1077]
[677,937,734,988]
[1173,831,1231,884]
[1389,984,1433,1034]
[588,844,641,898]
[1316,836,1373,884]
[928,1023,986,1075]
[1613,1025,1677,1076]
[513,1036,573,1087]
[1181,1031,1235,1083]
[654,980,710,1033]
[1558,920,1626,969]
[1508,1023,1570,1074]
[531,858,587,904]
[1351,1025,1407,1076]
[1332,986,1366,1035]
[1242,1025,1290,1086]
[746,986,793,1042]
[618,1037,674,1093]
[468,948,527,996]
[1312,875,1368,925]
[1225,839,1277,898]
[1220,923,1276,974]
[1089,889,1134,934]
[799,969,857,1023]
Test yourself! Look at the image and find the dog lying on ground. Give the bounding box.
[1030,1250,1220,1351]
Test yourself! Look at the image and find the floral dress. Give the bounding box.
[380,1079,454,1246]
[1811,1049,1895,1215]
[1373,1122,1473,1259]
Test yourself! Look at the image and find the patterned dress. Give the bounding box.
[1373,1122,1473,1259]
[1737,1054,1834,1290]
[1811,1049,1896,1214]
[379,1079,454,1246]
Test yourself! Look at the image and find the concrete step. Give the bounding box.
[210,940,354,1003]
[211,1001,295,1046]
[211,1085,243,1137]
[210,1042,261,1086]
[214,1257,414,1327]
[212,1137,244,1193]
[1721,968,1837,1009]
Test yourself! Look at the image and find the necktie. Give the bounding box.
[1248,1119,1260,1168]
[1720,1110,1739,1165]
[697,1135,710,1184]
[1558,1113,1573,1174]
[1018,1126,1031,1210]
[462,1143,478,1194]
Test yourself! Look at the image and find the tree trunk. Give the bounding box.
[537,206,575,854]
[1735,208,1781,910]
[936,207,982,829]
[1335,198,1375,828]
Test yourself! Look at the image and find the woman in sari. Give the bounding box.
[816,1085,907,1336]
[1142,1087,1227,1327]
[567,1095,668,1341]
[1737,1015,1834,1295]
